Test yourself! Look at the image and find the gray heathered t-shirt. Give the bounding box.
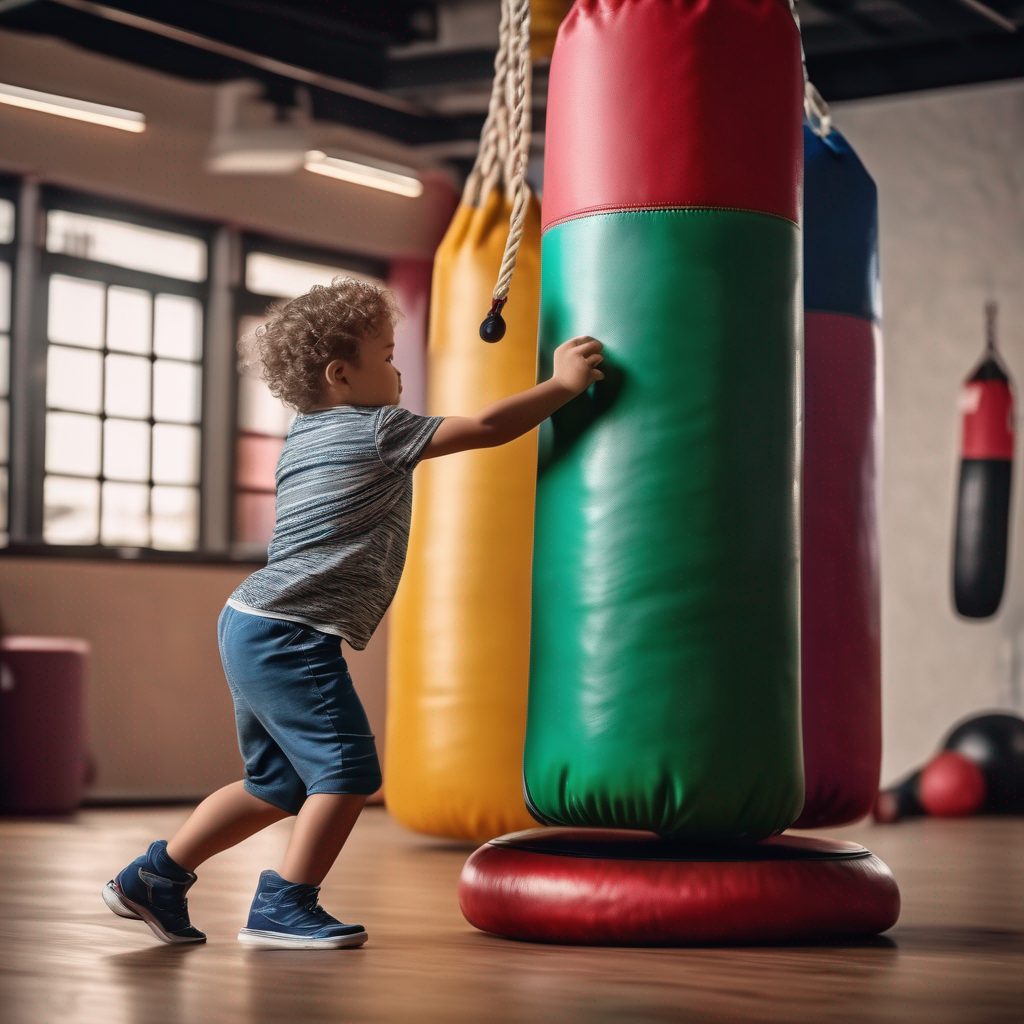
[228,403,445,649]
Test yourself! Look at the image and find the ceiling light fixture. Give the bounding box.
[304,151,423,198]
[0,81,145,132]
[206,80,310,174]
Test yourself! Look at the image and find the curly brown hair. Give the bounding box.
[240,276,403,413]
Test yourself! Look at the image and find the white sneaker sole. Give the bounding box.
[102,880,206,945]
[237,926,368,949]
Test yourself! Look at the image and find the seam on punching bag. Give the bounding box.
[542,202,799,234]
[805,305,881,326]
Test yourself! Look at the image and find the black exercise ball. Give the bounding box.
[941,712,1024,813]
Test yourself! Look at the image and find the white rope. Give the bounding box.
[489,0,532,311]
[462,0,513,207]
[790,0,832,138]
[804,80,832,139]
[460,0,532,335]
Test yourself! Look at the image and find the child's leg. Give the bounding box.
[165,780,292,872]
[278,792,368,885]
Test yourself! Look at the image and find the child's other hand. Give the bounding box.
[553,336,605,395]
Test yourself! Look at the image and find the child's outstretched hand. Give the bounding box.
[553,336,605,395]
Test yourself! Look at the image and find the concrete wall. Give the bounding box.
[833,80,1024,785]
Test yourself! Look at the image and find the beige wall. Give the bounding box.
[0,30,457,258]
[0,27,451,803]
[0,556,393,802]
[834,81,1024,785]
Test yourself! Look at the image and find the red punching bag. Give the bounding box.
[953,302,1014,619]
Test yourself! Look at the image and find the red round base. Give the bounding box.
[459,828,900,945]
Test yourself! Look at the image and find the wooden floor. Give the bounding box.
[1,806,1022,1024]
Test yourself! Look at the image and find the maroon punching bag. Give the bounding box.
[953,302,1014,619]
[794,108,882,828]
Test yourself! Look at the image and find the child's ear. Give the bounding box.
[325,359,348,385]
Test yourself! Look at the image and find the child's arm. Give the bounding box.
[421,336,605,460]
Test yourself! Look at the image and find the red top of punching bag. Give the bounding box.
[961,370,1014,461]
[542,0,804,231]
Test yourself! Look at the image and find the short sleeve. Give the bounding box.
[374,405,445,474]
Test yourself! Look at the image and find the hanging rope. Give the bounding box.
[473,0,532,343]
[985,300,999,356]
[462,0,512,208]
[788,1,832,139]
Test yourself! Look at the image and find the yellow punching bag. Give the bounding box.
[385,183,542,840]
[530,0,572,61]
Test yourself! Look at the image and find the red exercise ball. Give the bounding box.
[919,752,987,817]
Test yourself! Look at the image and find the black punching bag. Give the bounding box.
[953,302,1014,618]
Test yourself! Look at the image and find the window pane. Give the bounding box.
[47,210,207,282]
[0,334,8,397]
[153,360,201,423]
[0,262,10,332]
[154,294,202,360]
[235,491,275,545]
[101,482,149,546]
[107,286,151,354]
[0,398,7,462]
[238,371,294,437]
[235,433,284,490]
[151,485,198,549]
[105,354,151,419]
[153,423,199,484]
[47,345,103,413]
[245,251,378,299]
[43,475,99,544]
[104,418,150,482]
[0,198,13,245]
[48,275,105,348]
[45,412,101,476]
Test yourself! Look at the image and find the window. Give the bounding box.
[0,193,14,546]
[39,195,210,551]
[0,185,390,563]
[231,241,386,553]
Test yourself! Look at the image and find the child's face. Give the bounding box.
[326,320,402,408]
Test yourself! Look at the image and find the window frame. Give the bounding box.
[0,188,394,566]
[228,235,388,556]
[0,176,18,546]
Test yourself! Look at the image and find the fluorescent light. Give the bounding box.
[0,81,145,133]
[304,150,423,198]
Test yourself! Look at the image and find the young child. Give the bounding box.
[102,276,604,950]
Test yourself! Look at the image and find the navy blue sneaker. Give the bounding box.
[102,839,206,944]
[238,869,367,949]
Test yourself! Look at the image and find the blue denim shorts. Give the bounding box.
[216,603,382,814]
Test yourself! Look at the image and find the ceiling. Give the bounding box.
[1,0,1022,179]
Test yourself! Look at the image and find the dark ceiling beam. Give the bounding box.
[181,0,440,49]
[45,0,397,94]
[948,0,1019,33]
[385,48,549,95]
[805,0,907,41]
[886,0,1016,36]
[806,32,1024,101]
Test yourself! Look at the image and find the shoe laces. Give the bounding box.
[292,883,325,915]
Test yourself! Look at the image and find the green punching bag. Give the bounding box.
[524,0,805,840]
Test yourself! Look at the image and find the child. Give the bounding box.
[102,276,604,950]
